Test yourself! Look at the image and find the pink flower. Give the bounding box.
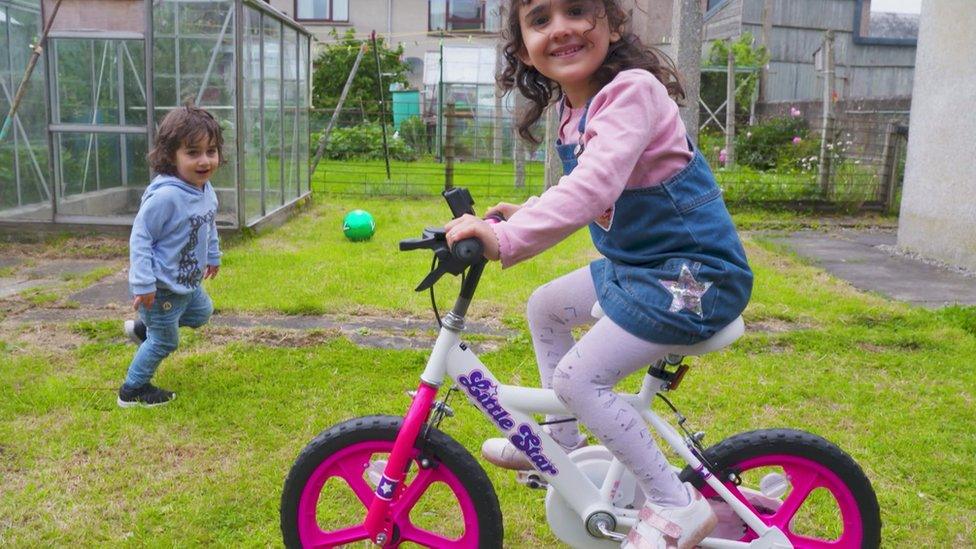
[790,107,802,117]
[792,136,802,145]
[718,148,728,164]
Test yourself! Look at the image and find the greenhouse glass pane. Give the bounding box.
[153,0,176,36]
[154,37,176,77]
[263,16,281,210]
[243,6,263,224]
[282,26,297,203]
[153,76,178,108]
[0,139,16,210]
[58,133,122,196]
[178,38,214,75]
[95,42,120,126]
[122,41,147,126]
[124,133,149,187]
[198,40,236,109]
[54,39,94,124]
[57,131,138,218]
[298,35,309,195]
[95,135,122,191]
[178,0,232,36]
[53,39,121,125]
[1,5,52,220]
[16,143,48,207]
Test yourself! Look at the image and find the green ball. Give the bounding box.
[342,209,375,241]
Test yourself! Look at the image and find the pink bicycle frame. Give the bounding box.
[363,381,439,544]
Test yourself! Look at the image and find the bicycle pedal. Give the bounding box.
[515,470,548,490]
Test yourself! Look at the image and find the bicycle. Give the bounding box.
[280,188,881,548]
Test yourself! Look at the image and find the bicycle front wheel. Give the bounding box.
[280,415,503,548]
[679,429,881,548]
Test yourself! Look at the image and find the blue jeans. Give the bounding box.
[123,286,213,388]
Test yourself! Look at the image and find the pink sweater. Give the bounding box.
[491,69,693,268]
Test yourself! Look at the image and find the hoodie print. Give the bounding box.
[176,210,216,288]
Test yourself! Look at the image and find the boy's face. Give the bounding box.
[174,136,220,188]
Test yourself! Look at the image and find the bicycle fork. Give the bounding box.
[363,381,438,546]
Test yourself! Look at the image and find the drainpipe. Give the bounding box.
[387,0,393,39]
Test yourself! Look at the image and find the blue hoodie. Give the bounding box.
[129,174,221,296]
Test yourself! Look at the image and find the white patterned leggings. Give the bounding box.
[528,266,689,507]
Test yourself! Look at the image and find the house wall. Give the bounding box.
[702,0,743,41]
[703,0,916,104]
[266,0,497,87]
[897,0,976,271]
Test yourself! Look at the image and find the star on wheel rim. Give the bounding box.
[659,264,712,316]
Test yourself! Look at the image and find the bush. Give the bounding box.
[775,135,821,174]
[317,123,417,162]
[398,116,429,156]
[735,116,810,170]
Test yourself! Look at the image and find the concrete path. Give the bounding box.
[3,268,513,351]
[765,228,976,308]
[3,227,975,352]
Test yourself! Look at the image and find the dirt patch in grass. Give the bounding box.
[857,339,925,353]
[0,235,128,260]
[748,318,813,333]
[204,326,342,348]
[1,320,91,354]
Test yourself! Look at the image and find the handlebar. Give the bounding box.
[397,187,493,292]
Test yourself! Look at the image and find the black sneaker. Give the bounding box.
[124,319,147,345]
[117,383,175,408]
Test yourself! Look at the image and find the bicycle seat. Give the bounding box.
[590,302,744,356]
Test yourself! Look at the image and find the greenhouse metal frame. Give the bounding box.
[0,0,312,231]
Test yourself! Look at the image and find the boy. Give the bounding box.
[119,105,223,408]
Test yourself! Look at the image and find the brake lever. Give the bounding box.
[399,227,446,252]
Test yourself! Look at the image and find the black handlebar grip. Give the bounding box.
[453,238,484,263]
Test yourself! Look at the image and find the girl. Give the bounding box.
[444,1,752,547]
[119,105,223,408]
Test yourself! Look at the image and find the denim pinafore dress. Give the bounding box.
[556,100,752,345]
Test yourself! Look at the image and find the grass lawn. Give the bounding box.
[1,195,974,546]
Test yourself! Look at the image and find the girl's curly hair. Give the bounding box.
[148,103,225,176]
[498,0,685,144]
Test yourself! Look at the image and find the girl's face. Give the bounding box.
[174,136,220,188]
[517,0,619,105]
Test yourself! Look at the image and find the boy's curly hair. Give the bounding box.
[498,0,685,144]
[148,103,225,175]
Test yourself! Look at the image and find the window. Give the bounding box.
[295,0,348,21]
[853,0,919,46]
[705,0,728,14]
[429,0,485,32]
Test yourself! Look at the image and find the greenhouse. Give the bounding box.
[0,0,311,230]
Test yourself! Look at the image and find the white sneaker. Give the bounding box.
[621,483,717,549]
[709,486,783,540]
[123,319,146,345]
[481,435,587,471]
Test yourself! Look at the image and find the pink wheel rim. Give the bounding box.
[700,454,865,548]
[296,440,481,547]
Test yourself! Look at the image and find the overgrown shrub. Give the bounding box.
[735,116,810,170]
[398,116,429,156]
[317,123,417,161]
[775,135,821,173]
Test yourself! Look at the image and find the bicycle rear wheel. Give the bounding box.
[679,429,881,548]
[280,415,503,548]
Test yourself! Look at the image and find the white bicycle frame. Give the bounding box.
[419,320,793,549]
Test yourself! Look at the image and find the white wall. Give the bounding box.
[896,0,976,270]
